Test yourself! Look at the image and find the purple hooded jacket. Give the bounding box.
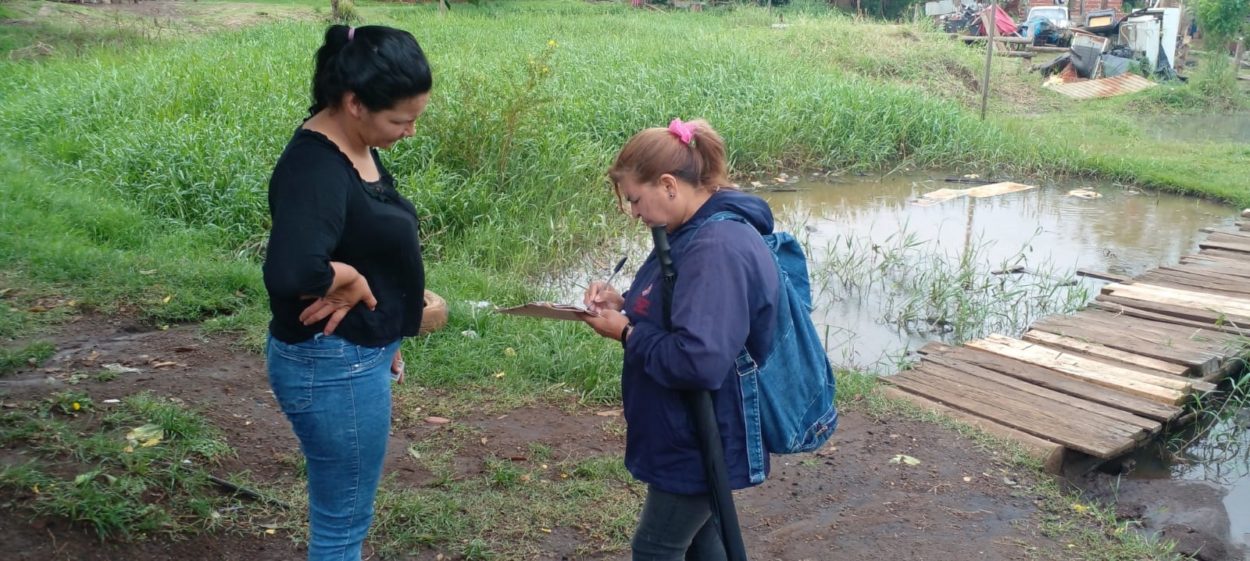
[621,189,780,495]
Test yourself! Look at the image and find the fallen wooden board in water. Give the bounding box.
[913,181,1036,206]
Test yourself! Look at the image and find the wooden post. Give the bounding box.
[980,0,995,121]
[1235,37,1246,71]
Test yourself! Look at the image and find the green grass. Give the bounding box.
[1003,93,1250,206]
[0,145,264,327]
[0,392,237,540]
[369,451,640,558]
[0,340,53,376]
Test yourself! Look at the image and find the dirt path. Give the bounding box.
[0,317,1066,560]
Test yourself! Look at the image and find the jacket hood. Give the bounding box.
[682,189,775,236]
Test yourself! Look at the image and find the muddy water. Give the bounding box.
[1125,407,1250,552]
[552,172,1231,368]
[764,173,1231,372]
[1140,113,1250,144]
[762,172,1244,554]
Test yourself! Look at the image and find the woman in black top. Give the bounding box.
[262,25,430,561]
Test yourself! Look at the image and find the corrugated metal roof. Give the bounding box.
[1045,73,1157,99]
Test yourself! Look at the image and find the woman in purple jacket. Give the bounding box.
[583,119,781,560]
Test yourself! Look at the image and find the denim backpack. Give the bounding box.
[702,211,839,483]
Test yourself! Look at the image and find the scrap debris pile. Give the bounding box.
[1034,8,1187,87]
[931,0,1194,98]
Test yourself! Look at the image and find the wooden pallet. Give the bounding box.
[884,222,1250,472]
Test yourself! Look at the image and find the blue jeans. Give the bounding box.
[266,333,400,561]
[633,486,726,561]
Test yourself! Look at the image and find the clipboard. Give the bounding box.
[494,302,599,322]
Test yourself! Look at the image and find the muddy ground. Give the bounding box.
[0,315,1077,561]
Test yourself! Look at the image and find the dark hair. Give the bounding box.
[608,119,731,203]
[309,25,433,115]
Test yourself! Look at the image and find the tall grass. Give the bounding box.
[0,3,1068,274]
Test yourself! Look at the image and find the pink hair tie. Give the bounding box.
[347,27,356,41]
[668,118,695,146]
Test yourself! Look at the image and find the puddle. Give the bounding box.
[1139,113,1250,144]
[1121,404,1250,550]
[765,173,1232,372]
[547,172,1232,370]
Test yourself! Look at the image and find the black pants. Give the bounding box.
[632,486,727,561]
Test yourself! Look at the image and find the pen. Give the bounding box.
[604,256,627,287]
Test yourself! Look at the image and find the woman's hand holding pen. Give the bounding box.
[584,281,624,315]
[584,256,627,315]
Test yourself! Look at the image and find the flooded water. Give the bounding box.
[1125,405,1250,550]
[765,173,1232,372]
[1139,113,1250,144]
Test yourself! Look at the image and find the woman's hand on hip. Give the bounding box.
[391,351,405,385]
[299,275,378,335]
[582,309,630,342]
[583,281,624,315]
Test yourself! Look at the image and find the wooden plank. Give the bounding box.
[966,335,1188,404]
[889,369,1141,458]
[977,334,1193,391]
[1134,278,1250,300]
[1040,308,1232,343]
[1077,269,1132,283]
[910,364,1154,442]
[1187,251,1250,267]
[1178,256,1250,278]
[1021,330,1190,376]
[1091,299,1250,337]
[881,387,1067,473]
[1030,313,1225,377]
[1019,331,1217,392]
[1199,239,1250,254]
[1205,230,1250,242]
[1034,310,1233,356]
[1197,247,1250,263]
[1138,271,1250,298]
[1206,231,1250,246]
[1152,265,1250,289]
[918,356,1160,432]
[1102,282,1250,317]
[919,344,1182,422]
[1097,292,1250,327]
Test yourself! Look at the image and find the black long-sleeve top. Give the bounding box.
[263,128,424,347]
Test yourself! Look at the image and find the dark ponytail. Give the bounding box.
[308,25,433,116]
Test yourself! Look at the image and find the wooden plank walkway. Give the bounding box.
[885,219,1250,472]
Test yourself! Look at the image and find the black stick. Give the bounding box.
[650,226,748,561]
[208,474,291,510]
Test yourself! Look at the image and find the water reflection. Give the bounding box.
[765,172,1231,372]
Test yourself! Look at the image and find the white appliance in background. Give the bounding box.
[1123,15,1162,69]
[1146,7,1181,70]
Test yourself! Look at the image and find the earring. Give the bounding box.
[668,192,676,199]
